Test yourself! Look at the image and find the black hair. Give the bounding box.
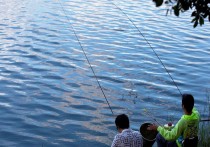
[182,94,194,113]
[115,114,129,129]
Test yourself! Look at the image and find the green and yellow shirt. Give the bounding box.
[157,108,200,147]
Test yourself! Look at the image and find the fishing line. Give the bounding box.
[57,0,114,115]
[143,109,164,126]
[109,0,182,96]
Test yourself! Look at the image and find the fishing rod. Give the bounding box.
[200,119,210,122]
[108,1,210,126]
[143,109,164,126]
[108,0,182,96]
[144,108,210,126]
[57,0,114,115]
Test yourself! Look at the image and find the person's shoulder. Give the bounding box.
[179,116,188,125]
[132,130,141,137]
[114,133,121,138]
[132,131,143,142]
[174,117,187,130]
[192,108,200,116]
[114,132,124,140]
[132,130,140,134]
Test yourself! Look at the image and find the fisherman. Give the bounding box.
[147,94,200,147]
[111,114,143,147]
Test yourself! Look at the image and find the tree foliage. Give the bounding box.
[153,0,210,27]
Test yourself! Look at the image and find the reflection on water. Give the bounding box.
[0,0,209,146]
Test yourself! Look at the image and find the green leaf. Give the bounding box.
[165,1,169,4]
[153,0,163,7]
[191,11,197,17]
[181,2,190,10]
[203,13,208,18]
[191,18,196,23]
[199,17,204,26]
[193,20,198,28]
[174,6,180,16]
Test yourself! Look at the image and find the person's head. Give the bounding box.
[115,114,129,132]
[182,94,194,113]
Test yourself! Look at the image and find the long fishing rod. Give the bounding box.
[109,0,182,96]
[109,1,210,123]
[200,119,210,122]
[57,0,114,115]
[143,109,164,126]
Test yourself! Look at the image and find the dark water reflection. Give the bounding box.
[0,0,209,146]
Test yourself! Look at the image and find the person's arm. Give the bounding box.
[148,119,185,141]
[158,119,184,141]
[111,135,119,147]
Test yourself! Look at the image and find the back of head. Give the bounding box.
[115,114,129,129]
[182,94,194,113]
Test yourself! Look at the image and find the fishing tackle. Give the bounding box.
[109,0,182,96]
[57,0,114,115]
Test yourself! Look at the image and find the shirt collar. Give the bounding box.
[121,128,132,133]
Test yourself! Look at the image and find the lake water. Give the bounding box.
[0,0,209,146]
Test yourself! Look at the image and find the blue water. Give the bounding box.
[0,0,209,146]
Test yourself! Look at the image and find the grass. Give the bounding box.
[198,92,210,147]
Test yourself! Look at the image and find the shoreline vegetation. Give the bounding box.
[198,91,210,146]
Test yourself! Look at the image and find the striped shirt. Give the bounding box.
[111,129,143,147]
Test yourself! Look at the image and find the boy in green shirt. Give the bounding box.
[147,94,200,147]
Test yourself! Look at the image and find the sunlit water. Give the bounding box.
[0,0,209,146]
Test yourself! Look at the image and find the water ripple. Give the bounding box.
[0,0,209,146]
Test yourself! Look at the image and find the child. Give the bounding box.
[111,114,143,147]
[147,94,200,147]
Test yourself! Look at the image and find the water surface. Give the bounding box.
[0,0,209,146]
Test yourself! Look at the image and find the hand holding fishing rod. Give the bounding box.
[144,94,200,147]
